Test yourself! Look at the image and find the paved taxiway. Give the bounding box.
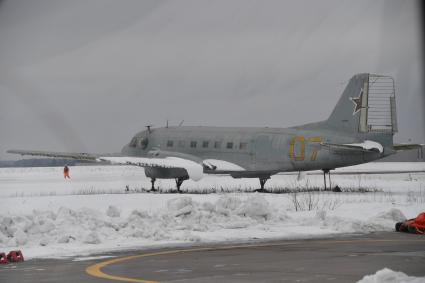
[1,232,424,283]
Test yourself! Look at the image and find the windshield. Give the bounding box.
[129,137,148,149]
[139,137,148,149]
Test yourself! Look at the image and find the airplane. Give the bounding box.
[7,73,424,192]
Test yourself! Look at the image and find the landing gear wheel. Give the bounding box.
[149,178,157,192]
[254,176,271,193]
[175,177,188,193]
[322,169,332,191]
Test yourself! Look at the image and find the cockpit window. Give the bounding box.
[129,137,148,149]
[139,138,148,149]
[129,137,138,147]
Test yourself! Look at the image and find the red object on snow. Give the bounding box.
[0,252,8,264]
[7,250,24,262]
[411,212,425,230]
[396,212,425,234]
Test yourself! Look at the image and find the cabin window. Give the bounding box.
[190,141,197,148]
[226,142,233,149]
[202,141,209,148]
[214,141,221,149]
[240,142,248,150]
[167,140,174,147]
[178,140,185,148]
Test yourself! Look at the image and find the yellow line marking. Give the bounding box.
[86,238,425,282]
[86,247,213,283]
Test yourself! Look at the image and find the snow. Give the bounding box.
[0,163,424,260]
[106,205,121,218]
[72,255,115,262]
[346,140,384,153]
[357,268,425,283]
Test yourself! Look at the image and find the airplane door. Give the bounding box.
[253,135,273,162]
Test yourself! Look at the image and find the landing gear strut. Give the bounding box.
[150,178,157,192]
[255,176,271,193]
[322,169,332,191]
[175,177,188,193]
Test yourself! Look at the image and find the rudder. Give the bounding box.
[325,73,397,135]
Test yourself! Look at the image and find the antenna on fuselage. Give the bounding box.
[146,125,153,133]
[178,120,184,126]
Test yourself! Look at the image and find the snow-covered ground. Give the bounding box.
[0,163,424,261]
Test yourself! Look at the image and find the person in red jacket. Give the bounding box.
[63,165,70,179]
[396,212,425,234]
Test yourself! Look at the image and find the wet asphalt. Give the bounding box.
[1,232,424,283]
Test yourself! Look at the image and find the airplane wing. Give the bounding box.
[320,140,383,153]
[203,159,245,173]
[7,149,100,161]
[99,156,247,180]
[7,149,246,181]
[99,156,204,181]
[7,149,204,181]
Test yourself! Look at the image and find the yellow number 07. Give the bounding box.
[290,136,322,161]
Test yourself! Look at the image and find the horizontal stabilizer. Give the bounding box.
[278,162,425,175]
[99,156,203,181]
[393,144,424,151]
[321,140,383,154]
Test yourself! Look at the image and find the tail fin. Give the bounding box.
[325,73,397,135]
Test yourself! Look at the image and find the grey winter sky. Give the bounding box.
[0,0,423,160]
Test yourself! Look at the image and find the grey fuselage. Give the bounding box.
[121,73,397,179]
[121,122,394,178]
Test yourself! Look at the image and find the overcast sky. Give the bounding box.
[0,0,423,160]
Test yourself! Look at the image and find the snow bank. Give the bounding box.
[357,268,425,283]
[321,208,407,233]
[0,196,280,256]
[0,194,419,259]
[106,205,121,218]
